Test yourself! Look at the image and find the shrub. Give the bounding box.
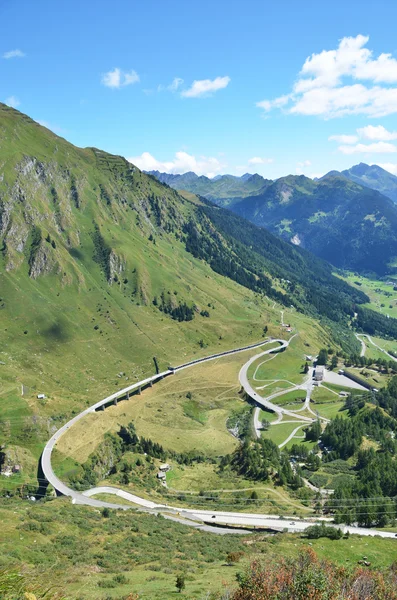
[227,551,244,565]
[176,573,185,593]
[113,574,129,584]
[305,523,343,540]
[230,550,397,600]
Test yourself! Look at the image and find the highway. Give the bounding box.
[41,337,396,539]
[79,486,396,538]
[238,337,314,424]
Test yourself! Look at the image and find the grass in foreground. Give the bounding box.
[1,497,397,600]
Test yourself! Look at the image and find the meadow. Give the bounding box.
[1,496,397,600]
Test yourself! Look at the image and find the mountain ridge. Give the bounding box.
[146,169,271,205]
[149,166,397,274]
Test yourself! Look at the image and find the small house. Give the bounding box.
[159,463,170,472]
[157,471,166,480]
[37,394,46,400]
[314,366,324,381]
[12,465,21,473]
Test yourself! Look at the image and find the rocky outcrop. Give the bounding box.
[109,250,125,283]
[29,244,56,279]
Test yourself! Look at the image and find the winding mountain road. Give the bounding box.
[42,338,287,509]
[41,337,396,539]
[356,333,397,362]
[238,337,314,424]
[356,334,367,357]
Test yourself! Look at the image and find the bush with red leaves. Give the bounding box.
[217,549,397,600]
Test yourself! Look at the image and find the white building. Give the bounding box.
[314,366,324,381]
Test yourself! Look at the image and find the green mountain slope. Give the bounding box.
[0,103,369,490]
[230,174,397,275]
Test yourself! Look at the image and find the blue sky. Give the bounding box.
[2,0,397,178]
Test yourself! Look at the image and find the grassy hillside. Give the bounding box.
[0,104,365,407]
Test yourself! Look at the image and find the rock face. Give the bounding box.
[291,234,301,246]
[0,103,189,285]
[29,244,55,279]
[109,250,125,283]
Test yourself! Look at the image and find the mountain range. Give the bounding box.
[148,164,397,275]
[148,170,269,205]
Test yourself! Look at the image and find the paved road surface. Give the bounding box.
[253,406,263,438]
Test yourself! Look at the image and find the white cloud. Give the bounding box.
[128,151,225,177]
[338,141,397,154]
[101,68,139,89]
[257,35,397,118]
[248,156,273,165]
[328,134,359,144]
[256,95,290,112]
[379,163,397,175]
[3,49,25,59]
[329,125,397,153]
[158,77,184,92]
[357,124,397,140]
[5,96,20,108]
[181,76,230,98]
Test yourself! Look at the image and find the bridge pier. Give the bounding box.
[138,387,142,395]
[126,391,129,400]
[114,398,118,406]
[150,381,153,387]
[101,405,105,411]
